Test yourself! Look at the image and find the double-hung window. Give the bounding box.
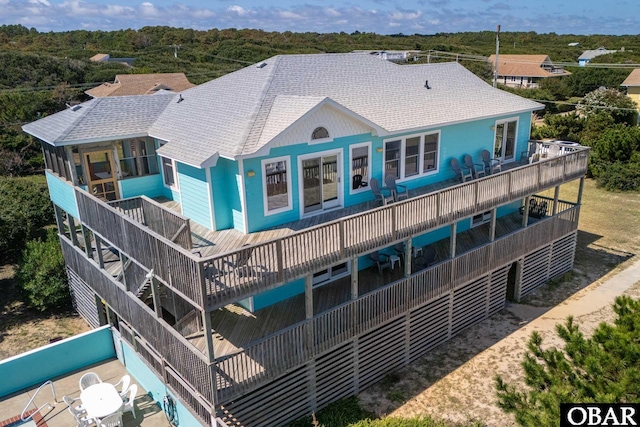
[117,137,159,178]
[384,131,440,180]
[161,156,178,189]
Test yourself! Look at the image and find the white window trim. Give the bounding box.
[161,156,179,191]
[262,155,293,217]
[312,262,351,287]
[383,130,441,183]
[309,124,332,145]
[349,142,372,195]
[470,210,492,228]
[297,148,343,219]
[493,117,519,164]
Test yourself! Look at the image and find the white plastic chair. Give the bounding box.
[79,372,102,391]
[67,405,94,427]
[63,395,85,412]
[113,375,131,399]
[98,412,122,427]
[122,384,137,419]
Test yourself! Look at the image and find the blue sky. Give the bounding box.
[0,0,638,35]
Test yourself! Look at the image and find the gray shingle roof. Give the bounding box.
[25,53,543,167]
[23,93,176,144]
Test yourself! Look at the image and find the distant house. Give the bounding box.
[352,50,419,62]
[621,68,640,117]
[89,53,110,62]
[487,54,571,88]
[578,47,616,66]
[89,53,135,67]
[85,73,195,98]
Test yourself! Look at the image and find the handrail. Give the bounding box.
[21,380,57,421]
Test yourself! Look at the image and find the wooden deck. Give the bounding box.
[162,163,526,259]
[189,209,533,359]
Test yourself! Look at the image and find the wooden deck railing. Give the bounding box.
[109,196,193,249]
[73,146,588,311]
[213,204,581,402]
[201,148,588,309]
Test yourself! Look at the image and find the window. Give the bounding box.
[117,138,159,178]
[384,140,401,179]
[384,132,440,181]
[471,211,492,227]
[161,156,178,189]
[423,134,438,172]
[350,143,370,192]
[311,127,329,140]
[262,157,292,215]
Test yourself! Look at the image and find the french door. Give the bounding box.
[85,150,119,201]
[312,262,349,287]
[493,119,517,162]
[300,151,341,215]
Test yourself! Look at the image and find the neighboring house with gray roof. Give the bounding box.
[578,47,617,66]
[23,53,590,426]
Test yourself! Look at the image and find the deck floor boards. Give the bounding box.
[160,163,526,259]
[189,210,531,359]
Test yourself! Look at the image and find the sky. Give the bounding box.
[0,0,639,36]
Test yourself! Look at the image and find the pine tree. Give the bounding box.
[495,296,640,427]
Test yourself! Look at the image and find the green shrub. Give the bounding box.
[16,228,70,311]
[595,161,640,192]
[0,175,53,258]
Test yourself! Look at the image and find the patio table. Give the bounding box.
[80,382,123,419]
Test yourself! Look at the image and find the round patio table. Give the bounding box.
[80,382,123,419]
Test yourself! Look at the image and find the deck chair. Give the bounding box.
[450,158,472,183]
[67,405,93,427]
[113,374,130,398]
[233,245,254,277]
[98,412,123,427]
[369,251,391,275]
[422,245,438,267]
[369,178,393,206]
[79,372,102,391]
[63,395,85,412]
[520,143,537,164]
[122,383,137,419]
[481,149,502,175]
[384,173,409,201]
[463,154,486,179]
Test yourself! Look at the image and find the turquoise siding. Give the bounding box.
[177,163,213,230]
[120,174,165,199]
[211,158,235,231]
[0,326,115,397]
[232,161,245,232]
[242,112,532,233]
[117,338,202,427]
[252,278,305,312]
[46,171,79,219]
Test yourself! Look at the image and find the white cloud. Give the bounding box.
[279,10,302,20]
[227,5,246,16]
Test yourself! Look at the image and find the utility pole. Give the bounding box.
[171,44,181,58]
[493,25,500,88]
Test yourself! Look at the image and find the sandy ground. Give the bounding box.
[358,245,639,426]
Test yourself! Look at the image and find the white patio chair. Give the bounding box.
[113,375,130,399]
[98,412,123,427]
[63,395,85,412]
[79,372,102,391]
[122,384,137,419]
[67,405,94,427]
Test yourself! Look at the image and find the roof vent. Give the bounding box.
[256,62,267,69]
[425,80,431,89]
[177,94,184,103]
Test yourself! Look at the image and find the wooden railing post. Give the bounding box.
[276,240,284,283]
[391,204,397,242]
[339,221,346,259]
[552,186,560,215]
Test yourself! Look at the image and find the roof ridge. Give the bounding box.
[54,98,101,143]
[237,56,283,157]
